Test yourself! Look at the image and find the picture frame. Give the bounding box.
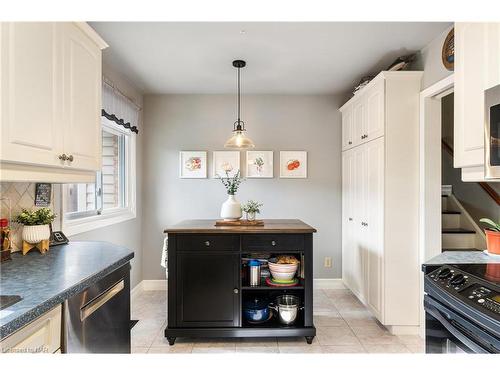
[246,151,274,178]
[279,151,307,178]
[179,151,207,178]
[212,151,240,178]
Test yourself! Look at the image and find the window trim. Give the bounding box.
[62,117,137,236]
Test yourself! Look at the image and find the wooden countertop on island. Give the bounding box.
[164,219,317,234]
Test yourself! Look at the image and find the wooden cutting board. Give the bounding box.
[214,219,264,227]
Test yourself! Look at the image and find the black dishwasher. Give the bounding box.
[64,264,131,353]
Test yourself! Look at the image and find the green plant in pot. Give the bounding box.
[479,218,500,255]
[242,200,263,221]
[217,169,243,221]
[15,208,56,255]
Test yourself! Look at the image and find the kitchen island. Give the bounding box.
[0,241,134,353]
[164,219,316,345]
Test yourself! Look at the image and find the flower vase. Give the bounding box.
[22,224,50,244]
[220,195,242,221]
[246,211,256,221]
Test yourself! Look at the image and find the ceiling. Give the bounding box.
[90,22,450,95]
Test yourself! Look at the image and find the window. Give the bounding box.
[62,117,136,235]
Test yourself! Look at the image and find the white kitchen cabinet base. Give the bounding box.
[0,162,95,183]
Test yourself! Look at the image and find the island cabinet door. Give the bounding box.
[175,252,240,327]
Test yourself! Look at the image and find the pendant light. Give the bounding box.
[224,60,255,149]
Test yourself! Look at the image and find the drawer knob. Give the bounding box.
[58,154,68,161]
[271,240,276,246]
[67,154,74,162]
[233,288,239,294]
[204,241,210,247]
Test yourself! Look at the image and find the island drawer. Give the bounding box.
[176,234,239,252]
[241,234,304,252]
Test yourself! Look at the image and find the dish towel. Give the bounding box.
[161,234,168,277]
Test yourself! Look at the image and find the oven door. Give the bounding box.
[485,84,500,179]
[424,295,500,354]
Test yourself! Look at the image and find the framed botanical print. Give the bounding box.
[213,151,240,178]
[246,151,273,178]
[280,151,307,178]
[179,151,207,178]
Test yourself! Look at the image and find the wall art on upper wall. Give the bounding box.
[246,151,273,178]
[213,151,240,178]
[280,151,307,178]
[179,151,207,178]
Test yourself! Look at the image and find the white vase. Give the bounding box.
[220,195,242,221]
[22,224,50,244]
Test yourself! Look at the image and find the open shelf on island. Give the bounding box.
[241,278,305,290]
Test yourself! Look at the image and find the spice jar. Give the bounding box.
[1,218,12,262]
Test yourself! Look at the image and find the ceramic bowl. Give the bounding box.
[269,269,297,281]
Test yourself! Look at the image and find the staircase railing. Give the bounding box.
[442,140,500,205]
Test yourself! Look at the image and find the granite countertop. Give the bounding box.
[0,241,134,339]
[424,250,500,266]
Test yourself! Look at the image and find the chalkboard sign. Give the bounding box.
[35,183,52,207]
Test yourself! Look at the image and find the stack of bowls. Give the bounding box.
[268,260,298,281]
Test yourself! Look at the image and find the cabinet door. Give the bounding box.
[341,106,354,150]
[176,252,240,327]
[365,79,385,141]
[364,138,384,320]
[350,145,366,299]
[62,23,102,171]
[454,22,486,168]
[341,149,355,288]
[0,23,63,167]
[352,97,365,148]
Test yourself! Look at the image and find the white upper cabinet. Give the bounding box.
[340,76,385,151]
[0,22,107,182]
[0,23,63,168]
[454,22,487,168]
[454,22,500,177]
[62,23,102,171]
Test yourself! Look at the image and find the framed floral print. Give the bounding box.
[279,151,307,178]
[246,151,273,178]
[212,151,240,178]
[179,151,207,178]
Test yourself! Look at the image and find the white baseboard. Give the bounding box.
[313,278,346,289]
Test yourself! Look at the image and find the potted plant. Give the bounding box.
[242,200,263,221]
[479,218,500,255]
[217,170,243,221]
[15,208,56,254]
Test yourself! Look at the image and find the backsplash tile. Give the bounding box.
[0,182,56,252]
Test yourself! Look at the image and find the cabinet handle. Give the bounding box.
[67,154,74,162]
[348,141,352,145]
[364,134,368,138]
[233,288,239,294]
[58,154,68,161]
[204,241,210,247]
[348,218,353,221]
[271,240,276,246]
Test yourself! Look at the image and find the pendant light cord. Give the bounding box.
[237,66,241,125]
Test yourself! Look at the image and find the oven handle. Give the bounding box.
[80,279,124,321]
[425,300,494,353]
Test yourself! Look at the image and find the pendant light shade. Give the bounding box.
[224,60,255,149]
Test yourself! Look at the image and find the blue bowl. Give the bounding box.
[243,298,270,322]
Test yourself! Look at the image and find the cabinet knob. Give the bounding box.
[204,240,210,247]
[58,154,68,161]
[233,288,239,294]
[271,240,276,246]
[348,141,352,145]
[348,218,353,221]
[67,154,74,162]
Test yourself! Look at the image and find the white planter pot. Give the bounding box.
[22,224,50,244]
[220,195,242,221]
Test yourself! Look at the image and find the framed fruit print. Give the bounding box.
[246,151,273,178]
[179,151,207,178]
[213,151,240,178]
[280,151,307,178]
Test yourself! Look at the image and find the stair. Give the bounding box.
[441,186,486,251]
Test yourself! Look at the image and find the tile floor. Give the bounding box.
[131,288,425,354]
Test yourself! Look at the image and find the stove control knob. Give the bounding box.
[478,299,485,304]
[437,268,452,279]
[450,273,466,286]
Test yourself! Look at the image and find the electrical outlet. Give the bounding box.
[324,257,332,268]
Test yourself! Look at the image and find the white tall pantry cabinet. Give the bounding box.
[340,72,422,332]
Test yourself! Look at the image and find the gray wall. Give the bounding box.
[413,24,453,89]
[142,94,342,280]
[70,63,144,288]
